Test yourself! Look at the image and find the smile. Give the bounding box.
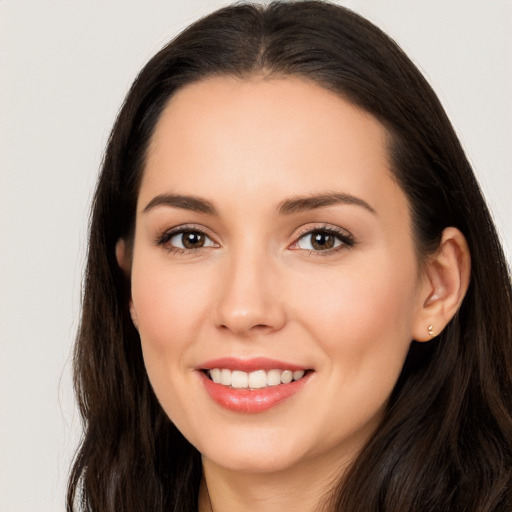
[198,357,313,413]
[207,368,306,389]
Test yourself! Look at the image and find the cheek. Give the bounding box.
[287,258,419,445]
[131,260,210,347]
[293,256,419,378]
[129,262,214,427]
[129,258,215,408]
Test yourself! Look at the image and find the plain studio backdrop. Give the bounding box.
[0,1,510,511]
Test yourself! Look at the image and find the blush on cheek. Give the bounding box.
[132,275,192,345]
[295,266,415,359]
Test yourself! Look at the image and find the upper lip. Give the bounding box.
[197,357,310,372]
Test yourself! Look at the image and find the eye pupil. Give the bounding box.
[182,231,205,248]
[311,232,335,250]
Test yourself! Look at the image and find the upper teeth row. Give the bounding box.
[209,368,305,389]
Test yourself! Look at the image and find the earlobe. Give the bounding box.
[413,227,471,341]
[129,301,139,330]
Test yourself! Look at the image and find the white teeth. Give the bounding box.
[248,370,267,389]
[293,370,305,380]
[267,369,281,386]
[220,368,231,386]
[231,370,248,388]
[210,368,221,384]
[207,368,307,389]
[280,370,293,384]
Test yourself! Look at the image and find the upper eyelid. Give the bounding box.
[292,223,353,239]
[160,224,212,236]
[156,224,217,244]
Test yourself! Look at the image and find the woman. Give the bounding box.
[67,1,512,511]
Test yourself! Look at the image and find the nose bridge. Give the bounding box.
[214,237,285,335]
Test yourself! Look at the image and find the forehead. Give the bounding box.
[140,76,406,220]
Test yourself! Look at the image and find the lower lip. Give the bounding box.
[199,371,311,413]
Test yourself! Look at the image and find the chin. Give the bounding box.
[195,425,309,474]
[204,447,302,475]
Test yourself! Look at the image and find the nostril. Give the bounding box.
[214,295,286,335]
[217,323,272,334]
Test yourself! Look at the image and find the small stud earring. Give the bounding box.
[428,324,434,336]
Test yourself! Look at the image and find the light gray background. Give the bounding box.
[1,1,510,511]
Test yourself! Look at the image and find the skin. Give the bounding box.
[117,76,470,512]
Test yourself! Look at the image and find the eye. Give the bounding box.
[293,227,354,252]
[159,228,217,251]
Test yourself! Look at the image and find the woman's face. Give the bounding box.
[126,76,429,475]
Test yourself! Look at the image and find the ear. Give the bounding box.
[115,238,139,329]
[412,227,471,341]
[115,238,131,275]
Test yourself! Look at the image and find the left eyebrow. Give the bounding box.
[277,193,377,215]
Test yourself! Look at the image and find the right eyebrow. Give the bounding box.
[142,194,218,215]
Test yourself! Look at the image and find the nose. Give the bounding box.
[213,249,286,337]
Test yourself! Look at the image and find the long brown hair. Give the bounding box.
[68,2,512,510]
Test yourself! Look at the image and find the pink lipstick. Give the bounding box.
[197,357,312,413]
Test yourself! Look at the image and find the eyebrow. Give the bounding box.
[277,193,376,215]
[142,194,218,215]
[142,191,376,216]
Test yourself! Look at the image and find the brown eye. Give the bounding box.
[310,232,335,250]
[165,230,216,250]
[295,228,352,252]
[181,231,206,248]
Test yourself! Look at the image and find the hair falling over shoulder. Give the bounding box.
[68,2,512,511]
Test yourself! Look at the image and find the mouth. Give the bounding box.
[197,358,313,413]
[203,368,308,389]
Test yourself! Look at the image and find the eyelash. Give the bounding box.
[290,225,355,256]
[155,224,355,255]
[155,225,217,255]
